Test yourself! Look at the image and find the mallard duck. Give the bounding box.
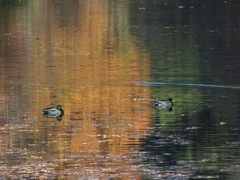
[154,98,173,111]
[43,105,64,121]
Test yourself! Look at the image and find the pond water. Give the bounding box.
[0,0,240,179]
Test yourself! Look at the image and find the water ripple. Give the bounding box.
[129,81,240,89]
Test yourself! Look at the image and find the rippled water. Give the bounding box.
[0,0,240,179]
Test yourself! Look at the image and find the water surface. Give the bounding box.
[0,0,239,179]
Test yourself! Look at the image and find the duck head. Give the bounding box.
[167,97,173,102]
[57,105,63,110]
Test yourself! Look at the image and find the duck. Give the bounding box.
[43,105,64,121]
[154,98,173,111]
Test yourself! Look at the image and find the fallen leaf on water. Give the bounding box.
[219,121,226,125]
[178,6,185,8]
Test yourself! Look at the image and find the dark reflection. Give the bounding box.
[43,105,64,121]
[129,0,240,178]
[141,105,230,179]
[0,0,26,6]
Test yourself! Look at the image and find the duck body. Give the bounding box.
[154,98,173,111]
[43,105,64,120]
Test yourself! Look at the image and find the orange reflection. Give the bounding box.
[0,0,151,179]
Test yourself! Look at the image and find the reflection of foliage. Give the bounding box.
[0,0,26,6]
[0,0,27,21]
[190,169,228,180]
[141,105,231,179]
[129,1,240,178]
[140,131,189,166]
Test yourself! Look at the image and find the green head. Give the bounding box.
[167,98,173,102]
[56,105,63,110]
[57,116,62,121]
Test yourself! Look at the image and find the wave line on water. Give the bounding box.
[129,81,240,89]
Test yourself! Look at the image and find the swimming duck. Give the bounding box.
[154,98,173,111]
[43,105,64,121]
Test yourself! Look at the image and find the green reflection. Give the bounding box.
[129,0,240,179]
